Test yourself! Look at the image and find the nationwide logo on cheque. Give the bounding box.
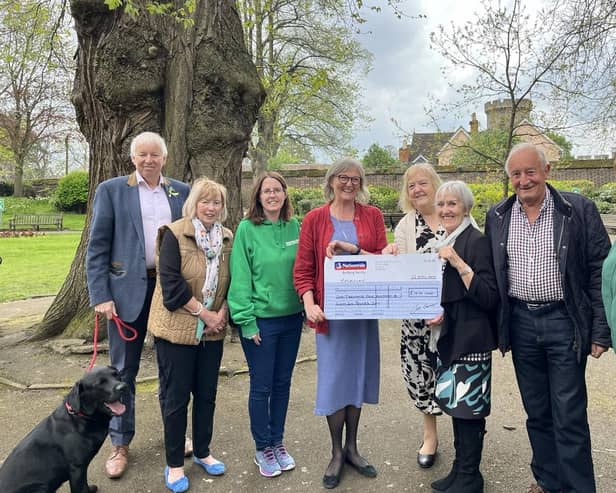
[334,261,367,271]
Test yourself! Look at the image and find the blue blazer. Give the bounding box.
[86,172,189,322]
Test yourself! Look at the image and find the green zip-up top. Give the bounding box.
[228,217,303,338]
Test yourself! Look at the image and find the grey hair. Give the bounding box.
[323,157,370,203]
[130,131,168,158]
[399,163,442,213]
[435,180,474,214]
[504,142,548,176]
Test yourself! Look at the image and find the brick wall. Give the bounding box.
[15,160,615,204]
[240,160,616,203]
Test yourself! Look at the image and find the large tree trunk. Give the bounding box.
[30,0,264,340]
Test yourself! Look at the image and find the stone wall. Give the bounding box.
[22,161,614,204]
[240,159,616,203]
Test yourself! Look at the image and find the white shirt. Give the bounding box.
[136,171,172,269]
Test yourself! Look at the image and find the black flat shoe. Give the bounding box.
[323,472,341,489]
[345,455,377,478]
[323,458,344,489]
[417,442,438,469]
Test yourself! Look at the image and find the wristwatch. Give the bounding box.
[352,245,361,255]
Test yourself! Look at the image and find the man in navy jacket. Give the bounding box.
[86,131,189,479]
[484,143,610,493]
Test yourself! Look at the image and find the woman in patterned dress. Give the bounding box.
[430,181,498,493]
[393,163,444,468]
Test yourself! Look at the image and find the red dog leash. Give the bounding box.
[87,314,139,371]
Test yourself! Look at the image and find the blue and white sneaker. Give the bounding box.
[254,447,282,477]
[273,443,296,471]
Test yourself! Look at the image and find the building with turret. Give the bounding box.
[484,98,533,131]
[399,98,561,166]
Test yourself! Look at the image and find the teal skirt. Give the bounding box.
[434,353,492,419]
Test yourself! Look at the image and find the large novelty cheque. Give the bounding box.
[324,253,443,320]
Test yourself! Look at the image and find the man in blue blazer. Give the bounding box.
[86,131,189,479]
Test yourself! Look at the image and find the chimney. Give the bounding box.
[399,137,410,163]
[469,112,479,135]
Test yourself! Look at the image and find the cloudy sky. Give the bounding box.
[349,0,610,159]
[350,0,480,157]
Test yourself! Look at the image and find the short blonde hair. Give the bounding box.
[182,177,228,222]
[324,157,370,203]
[398,163,442,212]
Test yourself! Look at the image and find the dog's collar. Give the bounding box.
[65,401,89,418]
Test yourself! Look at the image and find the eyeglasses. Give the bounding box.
[337,175,361,185]
[261,187,283,195]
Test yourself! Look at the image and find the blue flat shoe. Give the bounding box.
[164,466,189,493]
[193,456,226,476]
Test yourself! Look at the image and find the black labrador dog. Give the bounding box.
[0,365,127,493]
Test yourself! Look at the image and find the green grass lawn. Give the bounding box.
[0,233,81,302]
[0,197,85,302]
[60,214,86,230]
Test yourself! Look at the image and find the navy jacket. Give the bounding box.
[484,183,611,360]
[86,172,189,322]
[438,225,499,367]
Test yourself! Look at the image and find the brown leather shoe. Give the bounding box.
[105,445,129,479]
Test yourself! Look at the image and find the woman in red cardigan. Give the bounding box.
[293,157,388,489]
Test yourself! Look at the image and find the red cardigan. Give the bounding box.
[293,202,388,334]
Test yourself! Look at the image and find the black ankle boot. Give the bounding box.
[431,462,457,491]
[431,419,460,491]
[451,470,484,493]
[438,418,485,493]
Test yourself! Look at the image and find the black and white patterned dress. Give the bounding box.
[400,213,446,415]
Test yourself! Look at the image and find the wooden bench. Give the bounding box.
[8,213,63,231]
[382,212,405,231]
